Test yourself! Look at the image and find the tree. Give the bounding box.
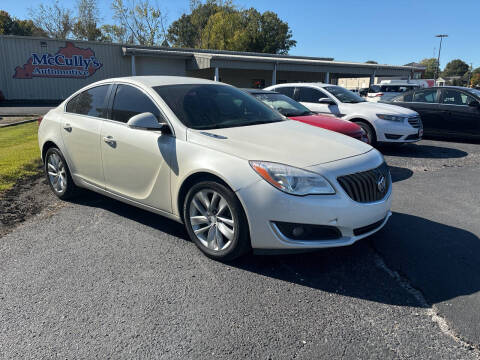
[168,1,296,54]
[73,0,103,41]
[168,0,224,48]
[472,67,480,76]
[1,10,46,36]
[28,1,73,39]
[243,9,296,54]
[442,59,469,77]
[365,60,378,64]
[111,0,168,46]
[101,24,130,43]
[419,58,439,79]
[471,73,480,87]
[201,10,248,50]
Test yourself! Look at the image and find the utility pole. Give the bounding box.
[434,34,448,85]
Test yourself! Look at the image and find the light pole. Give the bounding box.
[434,34,448,85]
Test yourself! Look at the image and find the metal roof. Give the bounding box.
[122,46,423,75]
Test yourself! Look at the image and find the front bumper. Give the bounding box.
[236,155,392,250]
[374,118,423,143]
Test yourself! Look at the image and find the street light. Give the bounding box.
[434,34,448,84]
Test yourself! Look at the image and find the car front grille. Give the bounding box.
[337,162,391,203]
[408,116,422,128]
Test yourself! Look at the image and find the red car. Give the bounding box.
[246,89,369,143]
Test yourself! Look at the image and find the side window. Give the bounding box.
[441,89,475,106]
[65,85,110,118]
[275,86,295,99]
[413,89,438,103]
[111,84,163,123]
[297,87,323,103]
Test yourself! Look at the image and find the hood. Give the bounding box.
[353,101,418,115]
[288,114,362,135]
[187,120,372,169]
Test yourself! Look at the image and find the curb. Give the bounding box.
[0,118,39,128]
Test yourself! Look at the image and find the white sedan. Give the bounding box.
[38,76,392,261]
[265,83,423,146]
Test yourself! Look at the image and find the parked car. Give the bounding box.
[265,83,422,146]
[367,84,420,102]
[382,86,480,139]
[244,88,369,143]
[38,76,392,261]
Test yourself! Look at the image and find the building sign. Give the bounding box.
[13,42,103,79]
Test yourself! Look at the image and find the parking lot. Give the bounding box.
[1,139,479,359]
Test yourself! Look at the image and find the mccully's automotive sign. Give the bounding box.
[13,42,103,79]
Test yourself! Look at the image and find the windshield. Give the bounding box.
[253,93,312,117]
[324,86,366,103]
[154,84,284,130]
[467,88,480,97]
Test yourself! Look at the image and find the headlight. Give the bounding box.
[249,161,335,196]
[377,114,406,122]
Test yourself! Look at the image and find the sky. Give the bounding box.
[2,0,479,69]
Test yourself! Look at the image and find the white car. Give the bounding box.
[265,83,423,145]
[367,84,420,102]
[38,76,391,261]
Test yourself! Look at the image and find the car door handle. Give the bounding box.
[103,136,116,146]
[63,123,72,132]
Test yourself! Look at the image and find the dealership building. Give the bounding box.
[0,35,423,101]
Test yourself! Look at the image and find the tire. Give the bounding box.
[354,120,377,147]
[44,147,79,200]
[183,181,251,261]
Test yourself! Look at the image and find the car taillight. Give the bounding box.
[37,116,43,125]
[375,93,384,97]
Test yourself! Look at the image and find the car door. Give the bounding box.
[294,86,341,116]
[409,88,441,135]
[438,89,480,137]
[100,83,174,212]
[61,84,112,187]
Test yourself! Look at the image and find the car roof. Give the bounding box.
[92,75,221,88]
[270,82,330,88]
[242,88,278,94]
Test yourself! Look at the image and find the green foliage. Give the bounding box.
[471,73,480,87]
[168,0,296,54]
[419,58,439,79]
[442,59,469,77]
[365,60,378,64]
[0,10,46,36]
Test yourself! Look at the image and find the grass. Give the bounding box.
[0,121,42,192]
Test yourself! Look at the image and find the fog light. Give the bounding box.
[292,226,305,237]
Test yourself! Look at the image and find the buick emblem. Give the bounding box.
[377,175,386,192]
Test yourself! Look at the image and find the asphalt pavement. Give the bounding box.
[1,139,480,359]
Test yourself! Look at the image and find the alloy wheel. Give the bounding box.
[188,189,235,251]
[47,152,67,193]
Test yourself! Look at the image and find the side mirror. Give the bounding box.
[468,100,480,107]
[127,112,170,133]
[318,97,335,105]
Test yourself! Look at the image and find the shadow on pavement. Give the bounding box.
[389,165,413,183]
[70,194,480,308]
[371,212,480,306]
[380,143,468,159]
